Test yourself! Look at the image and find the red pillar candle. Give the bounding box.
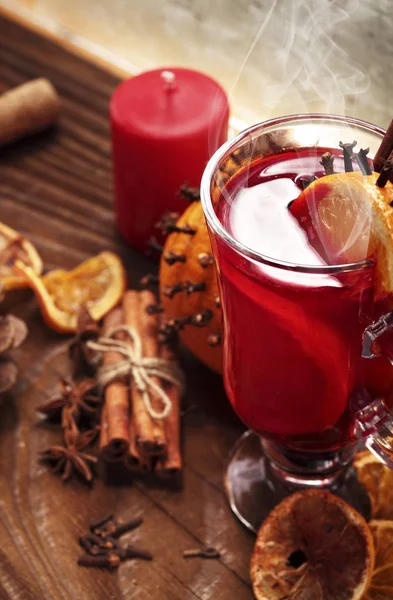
[110,67,229,254]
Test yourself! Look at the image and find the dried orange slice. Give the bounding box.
[354,450,393,520]
[15,251,126,333]
[0,221,42,290]
[363,520,393,600]
[290,172,393,295]
[250,490,374,600]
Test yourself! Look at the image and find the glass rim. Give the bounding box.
[201,113,385,275]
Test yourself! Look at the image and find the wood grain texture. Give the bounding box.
[0,12,254,600]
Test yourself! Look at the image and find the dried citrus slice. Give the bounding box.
[250,490,374,600]
[290,172,393,295]
[0,221,42,290]
[15,251,126,333]
[354,450,393,520]
[363,520,393,600]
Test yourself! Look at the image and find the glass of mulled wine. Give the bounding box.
[201,114,393,531]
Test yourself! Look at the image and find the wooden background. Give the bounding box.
[0,13,254,599]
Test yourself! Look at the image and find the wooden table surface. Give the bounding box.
[0,13,254,600]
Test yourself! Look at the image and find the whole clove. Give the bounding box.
[117,545,153,561]
[146,304,164,315]
[163,283,184,299]
[339,141,357,172]
[179,183,200,202]
[356,148,373,176]
[184,281,206,296]
[190,310,214,327]
[164,251,186,265]
[198,253,214,268]
[77,553,121,569]
[110,517,144,539]
[320,152,335,175]
[140,273,159,289]
[90,514,114,533]
[183,547,221,559]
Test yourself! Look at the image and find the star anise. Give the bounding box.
[37,377,102,423]
[40,423,99,483]
[69,306,100,378]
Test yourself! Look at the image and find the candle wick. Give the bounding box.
[161,70,176,92]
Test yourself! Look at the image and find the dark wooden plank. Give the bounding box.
[0,12,253,599]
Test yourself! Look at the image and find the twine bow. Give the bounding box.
[87,326,184,420]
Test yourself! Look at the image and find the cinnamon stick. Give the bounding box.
[155,341,182,479]
[0,79,60,148]
[374,119,393,173]
[100,307,130,462]
[99,403,109,453]
[124,420,152,473]
[123,291,166,456]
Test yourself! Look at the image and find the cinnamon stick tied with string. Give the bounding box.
[123,290,167,456]
[99,307,130,462]
[155,340,182,478]
[124,420,152,473]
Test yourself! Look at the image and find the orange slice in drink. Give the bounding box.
[15,251,126,333]
[290,172,393,296]
[0,221,43,290]
[250,489,374,600]
[364,520,393,600]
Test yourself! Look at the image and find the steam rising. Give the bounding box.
[231,0,370,118]
[219,1,374,270]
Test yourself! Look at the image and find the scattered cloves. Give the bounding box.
[214,295,221,310]
[78,515,150,570]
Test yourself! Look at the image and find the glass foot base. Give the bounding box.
[224,430,371,533]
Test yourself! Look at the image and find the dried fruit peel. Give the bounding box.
[250,489,374,600]
[354,450,393,521]
[0,221,42,290]
[15,251,126,333]
[364,520,393,600]
[160,201,222,373]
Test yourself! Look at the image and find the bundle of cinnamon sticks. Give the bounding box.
[99,290,182,478]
